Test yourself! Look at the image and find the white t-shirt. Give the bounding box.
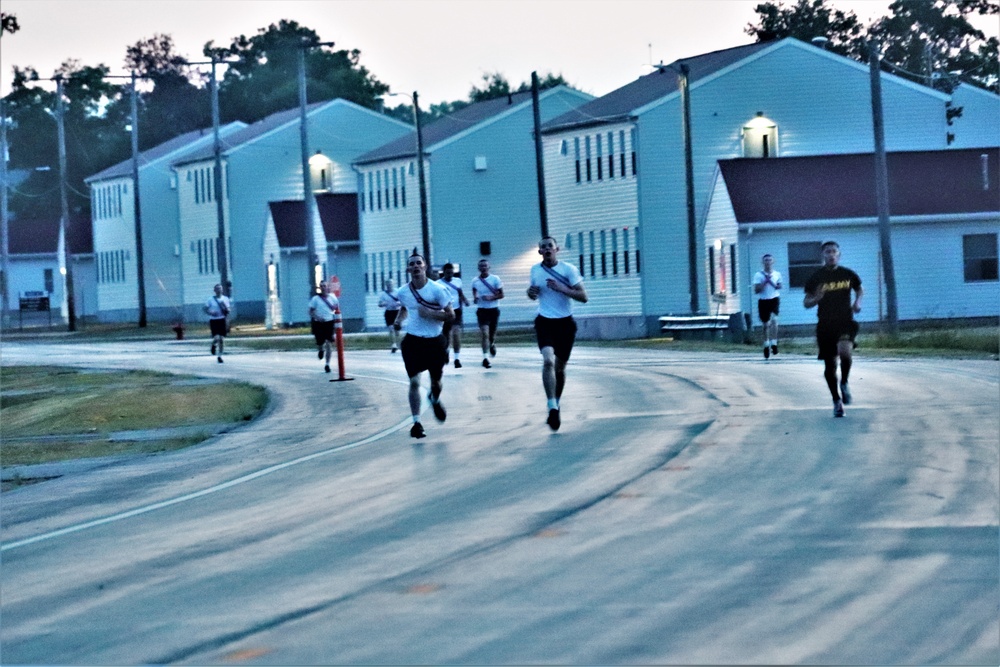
[395,280,451,338]
[530,261,583,319]
[377,290,402,311]
[437,277,464,309]
[309,293,340,321]
[204,294,231,320]
[472,274,504,309]
[753,270,782,300]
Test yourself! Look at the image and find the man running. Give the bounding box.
[377,278,402,353]
[527,236,588,431]
[471,258,504,368]
[804,241,864,418]
[309,281,339,373]
[437,263,470,368]
[753,253,783,359]
[203,283,231,364]
[393,254,454,439]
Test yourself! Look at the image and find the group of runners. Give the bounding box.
[205,236,864,431]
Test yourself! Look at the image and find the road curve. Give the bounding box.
[0,340,996,665]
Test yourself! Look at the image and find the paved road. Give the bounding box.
[1,340,997,665]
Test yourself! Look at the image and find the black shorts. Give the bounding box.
[442,308,463,339]
[401,333,448,379]
[311,319,335,345]
[209,318,228,337]
[816,319,859,360]
[383,309,400,327]
[535,315,577,362]
[477,308,500,336]
[757,297,780,323]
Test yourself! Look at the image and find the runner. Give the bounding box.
[753,253,783,359]
[203,284,231,364]
[527,236,588,431]
[393,254,454,439]
[803,241,864,418]
[308,281,339,373]
[437,263,470,368]
[377,278,402,353]
[471,258,504,368]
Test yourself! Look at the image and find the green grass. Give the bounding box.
[1,366,267,471]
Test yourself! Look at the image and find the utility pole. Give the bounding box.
[129,72,147,326]
[413,90,430,267]
[869,42,898,334]
[1,98,10,328]
[55,76,76,331]
[676,62,699,314]
[210,56,230,298]
[531,71,548,239]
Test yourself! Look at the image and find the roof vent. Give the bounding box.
[811,36,830,49]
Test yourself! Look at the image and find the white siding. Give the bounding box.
[177,161,233,318]
[702,169,743,315]
[91,177,139,317]
[949,84,1000,149]
[543,121,644,318]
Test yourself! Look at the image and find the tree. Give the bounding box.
[207,19,390,124]
[468,71,573,103]
[1,11,18,35]
[746,0,999,92]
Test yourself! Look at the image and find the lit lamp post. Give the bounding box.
[387,91,431,267]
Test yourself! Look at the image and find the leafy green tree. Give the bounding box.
[1,11,19,35]
[746,0,998,92]
[207,19,390,123]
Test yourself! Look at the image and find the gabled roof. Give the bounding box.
[354,90,538,165]
[173,101,332,167]
[85,122,247,183]
[8,213,93,255]
[542,41,775,133]
[718,147,1000,223]
[316,193,358,242]
[269,193,361,249]
[268,200,308,249]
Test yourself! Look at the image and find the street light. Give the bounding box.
[386,91,431,267]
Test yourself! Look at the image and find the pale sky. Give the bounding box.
[1,1,996,104]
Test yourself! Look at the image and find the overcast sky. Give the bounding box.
[2,1,996,104]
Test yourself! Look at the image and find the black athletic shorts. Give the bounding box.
[757,297,780,323]
[535,315,577,362]
[816,319,859,360]
[209,318,228,337]
[442,308,463,340]
[401,333,448,379]
[477,309,500,337]
[311,319,335,345]
[383,309,400,327]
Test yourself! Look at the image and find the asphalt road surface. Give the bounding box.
[1,339,997,665]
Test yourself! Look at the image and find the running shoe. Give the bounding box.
[482,359,491,369]
[431,399,447,422]
[324,364,331,373]
[211,343,216,355]
[840,382,852,405]
[833,401,845,418]
[771,344,779,355]
[454,359,462,369]
[410,422,426,439]
[490,343,497,357]
[547,408,561,431]
[318,348,324,360]
[763,346,770,359]
[217,356,224,364]
[390,347,398,354]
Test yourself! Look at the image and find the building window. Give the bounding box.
[964,233,998,282]
[392,169,399,208]
[574,137,581,183]
[368,172,374,211]
[585,136,592,182]
[384,169,390,209]
[611,229,618,275]
[619,130,626,177]
[607,132,615,178]
[630,128,638,175]
[623,228,630,274]
[600,230,607,276]
[44,268,54,293]
[596,134,603,181]
[729,244,738,294]
[359,173,366,211]
[742,113,778,158]
[400,170,407,207]
[588,231,596,277]
[708,246,717,294]
[787,241,823,287]
[376,171,382,210]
